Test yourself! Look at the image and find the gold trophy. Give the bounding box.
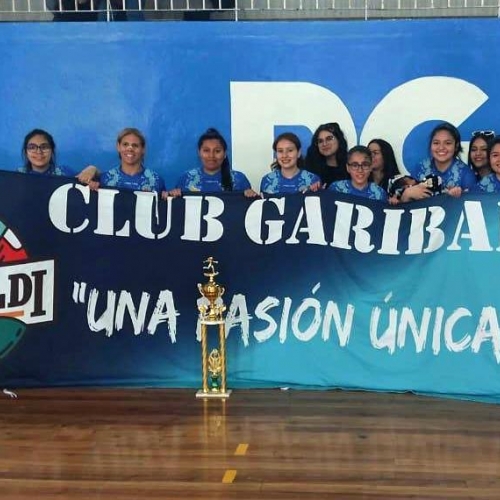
[196,257,231,398]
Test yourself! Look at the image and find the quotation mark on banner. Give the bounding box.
[72,281,88,304]
[71,281,178,339]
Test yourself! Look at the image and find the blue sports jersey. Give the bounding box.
[260,169,320,194]
[410,158,476,191]
[100,166,165,192]
[17,164,73,176]
[474,173,500,193]
[176,167,251,192]
[328,180,387,201]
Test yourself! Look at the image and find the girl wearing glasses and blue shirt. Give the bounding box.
[328,146,387,201]
[18,129,97,184]
[409,122,476,198]
[304,122,349,188]
[260,132,321,194]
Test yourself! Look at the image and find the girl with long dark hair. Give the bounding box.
[169,128,255,197]
[304,122,348,187]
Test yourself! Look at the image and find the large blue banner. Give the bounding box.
[1,171,500,402]
[2,19,500,400]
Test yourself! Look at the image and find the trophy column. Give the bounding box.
[196,257,231,399]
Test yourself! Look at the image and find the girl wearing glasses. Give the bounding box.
[410,122,476,198]
[367,139,400,191]
[474,136,500,193]
[468,130,494,180]
[304,122,349,188]
[100,128,165,192]
[260,132,321,194]
[166,128,255,197]
[328,146,387,201]
[18,129,97,184]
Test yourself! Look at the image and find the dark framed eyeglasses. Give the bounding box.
[472,130,495,138]
[26,143,52,153]
[348,162,371,171]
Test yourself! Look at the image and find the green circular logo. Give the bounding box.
[0,222,29,359]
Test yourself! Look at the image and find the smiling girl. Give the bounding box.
[328,145,387,201]
[304,122,348,188]
[475,136,500,193]
[168,128,255,197]
[468,130,493,180]
[99,128,165,192]
[260,132,321,194]
[18,129,97,184]
[410,122,476,198]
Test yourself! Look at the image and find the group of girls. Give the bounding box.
[15,122,500,202]
[391,125,500,202]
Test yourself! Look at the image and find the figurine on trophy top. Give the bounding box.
[197,257,226,323]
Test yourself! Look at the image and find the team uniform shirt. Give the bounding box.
[17,164,73,176]
[260,169,320,194]
[176,167,251,192]
[410,157,476,191]
[474,173,500,193]
[100,166,165,192]
[328,180,388,201]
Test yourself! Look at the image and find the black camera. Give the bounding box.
[388,175,417,199]
[422,175,443,194]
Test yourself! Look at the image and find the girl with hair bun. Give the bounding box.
[167,128,256,197]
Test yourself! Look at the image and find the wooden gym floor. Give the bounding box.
[1,388,499,499]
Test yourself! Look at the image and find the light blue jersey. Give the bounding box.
[17,164,73,176]
[100,166,165,192]
[410,158,476,191]
[329,180,387,201]
[176,167,251,192]
[475,173,500,193]
[260,169,320,194]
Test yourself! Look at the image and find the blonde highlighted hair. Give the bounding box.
[116,127,146,147]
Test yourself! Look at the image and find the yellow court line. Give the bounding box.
[222,469,237,483]
[234,443,249,456]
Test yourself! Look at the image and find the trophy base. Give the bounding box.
[196,389,232,399]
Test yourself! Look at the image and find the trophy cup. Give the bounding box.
[196,257,231,398]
